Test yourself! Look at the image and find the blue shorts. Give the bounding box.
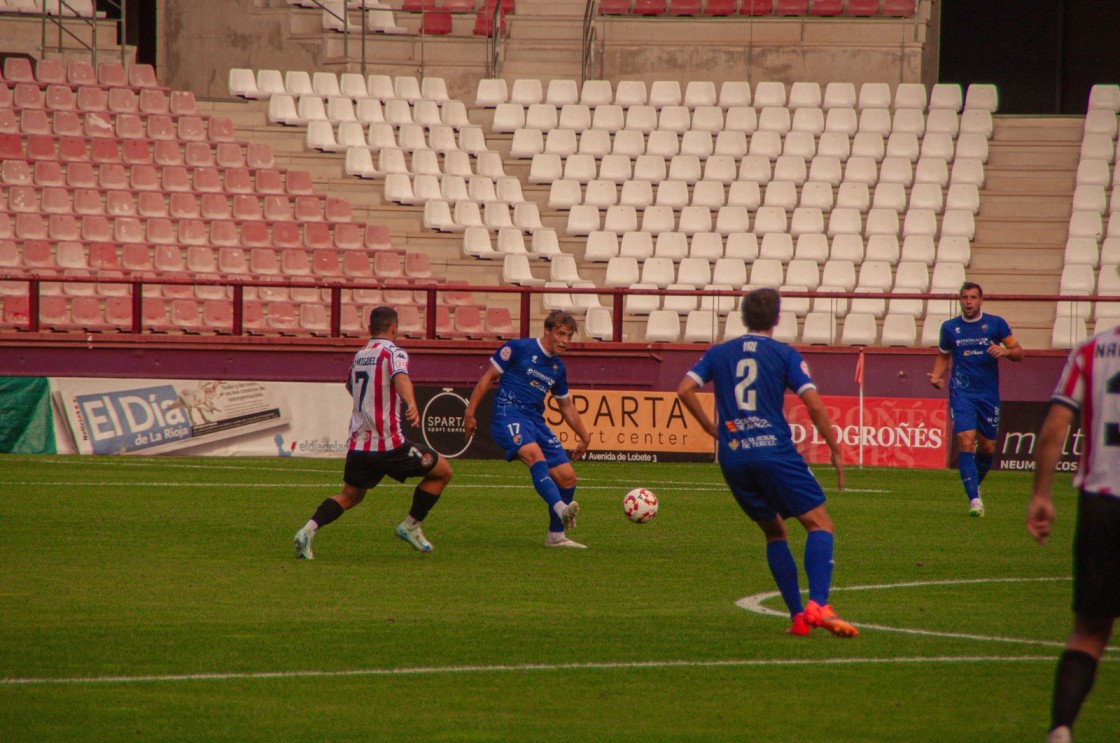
[950,396,1000,440]
[720,453,827,522]
[491,407,570,468]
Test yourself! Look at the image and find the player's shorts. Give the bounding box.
[720,452,827,522]
[1072,491,1120,618]
[343,441,440,489]
[949,396,1000,440]
[490,406,570,468]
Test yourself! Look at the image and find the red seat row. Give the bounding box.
[1,83,195,117]
[3,161,312,197]
[1,138,274,171]
[0,58,160,90]
[599,0,915,16]
[1,110,226,144]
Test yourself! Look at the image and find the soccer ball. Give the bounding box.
[622,488,659,524]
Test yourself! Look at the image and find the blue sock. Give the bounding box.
[804,530,835,607]
[958,451,979,499]
[530,461,564,532]
[558,485,575,505]
[976,453,993,485]
[765,540,803,617]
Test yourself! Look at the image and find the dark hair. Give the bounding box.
[368,306,398,336]
[544,309,578,334]
[960,281,983,298]
[742,288,780,331]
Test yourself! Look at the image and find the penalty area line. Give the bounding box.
[0,655,1061,687]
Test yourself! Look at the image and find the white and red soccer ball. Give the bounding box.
[622,487,659,524]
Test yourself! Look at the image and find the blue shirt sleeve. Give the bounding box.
[686,350,713,386]
[786,347,815,395]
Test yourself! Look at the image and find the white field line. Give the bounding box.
[737,577,1119,654]
[0,655,1066,687]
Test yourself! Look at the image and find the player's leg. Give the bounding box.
[550,461,580,530]
[396,445,452,552]
[1050,490,1120,739]
[956,430,983,515]
[974,399,1000,486]
[294,479,370,560]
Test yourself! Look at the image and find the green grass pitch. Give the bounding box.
[0,455,1116,741]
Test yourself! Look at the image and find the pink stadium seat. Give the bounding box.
[35,58,65,85]
[634,0,667,14]
[255,169,284,194]
[0,133,22,159]
[0,84,10,110]
[147,218,176,245]
[703,0,737,15]
[40,187,70,214]
[740,0,773,14]
[263,195,292,222]
[311,248,342,278]
[48,214,79,241]
[169,90,198,116]
[2,159,31,186]
[72,188,103,215]
[177,220,206,246]
[1,296,30,329]
[102,296,132,330]
[810,0,842,15]
[452,305,484,338]
[85,111,116,138]
[122,139,152,165]
[373,251,403,279]
[184,142,215,168]
[98,163,128,189]
[667,0,699,13]
[484,306,515,339]
[116,113,144,139]
[22,240,55,270]
[845,0,879,14]
[40,296,70,330]
[115,218,145,245]
[21,110,51,136]
[421,11,453,34]
[202,300,233,332]
[146,114,175,141]
[404,252,434,281]
[108,87,138,114]
[67,296,106,332]
[169,192,199,219]
[294,196,324,222]
[232,194,262,221]
[162,166,190,193]
[0,214,10,240]
[66,162,97,188]
[56,136,87,162]
[882,0,914,15]
[599,0,631,13]
[342,250,373,278]
[285,170,314,195]
[14,83,44,109]
[90,138,120,164]
[177,115,206,141]
[81,215,111,242]
[45,84,76,111]
[141,298,172,332]
[243,143,272,170]
[129,64,159,89]
[131,164,159,191]
[266,302,299,333]
[208,117,236,142]
[200,193,232,220]
[281,249,311,278]
[16,213,47,240]
[217,247,249,275]
[444,0,477,10]
[4,58,34,83]
[52,111,82,137]
[272,222,302,249]
[210,220,239,247]
[302,222,331,250]
[324,197,352,223]
[121,243,154,273]
[75,86,107,113]
[334,222,362,250]
[775,0,808,13]
[152,140,183,167]
[365,224,393,250]
[138,88,169,115]
[215,142,244,168]
[0,109,17,135]
[25,135,56,161]
[34,161,64,187]
[97,62,128,88]
[242,223,271,248]
[7,185,35,213]
[153,245,184,273]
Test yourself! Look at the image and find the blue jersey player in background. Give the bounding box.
[465,310,592,548]
[928,282,1023,517]
[678,288,857,638]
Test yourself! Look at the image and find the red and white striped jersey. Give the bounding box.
[1052,327,1120,496]
[347,337,410,452]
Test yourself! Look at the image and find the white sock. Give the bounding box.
[303,519,318,535]
[404,516,421,529]
[552,502,567,520]
[546,531,566,544]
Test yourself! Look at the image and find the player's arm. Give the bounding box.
[927,351,950,389]
[464,365,501,438]
[676,375,718,439]
[1027,401,1074,545]
[800,387,845,492]
[555,395,590,461]
[990,335,1024,362]
[392,371,421,427]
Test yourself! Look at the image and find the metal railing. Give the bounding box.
[1,274,1116,348]
[580,0,597,84]
[40,0,126,69]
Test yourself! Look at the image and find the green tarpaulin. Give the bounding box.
[0,377,57,454]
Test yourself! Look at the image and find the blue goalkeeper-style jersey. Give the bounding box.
[686,333,815,463]
[938,312,1013,401]
[489,337,570,416]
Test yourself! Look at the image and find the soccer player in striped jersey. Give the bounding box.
[928,282,1023,517]
[677,288,857,637]
[293,306,452,559]
[1029,324,1120,743]
[463,310,591,548]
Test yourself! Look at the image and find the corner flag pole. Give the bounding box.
[855,349,865,467]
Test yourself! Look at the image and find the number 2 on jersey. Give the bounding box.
[734,359,758,412]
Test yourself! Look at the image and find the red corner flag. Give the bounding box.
[854,350,865,386]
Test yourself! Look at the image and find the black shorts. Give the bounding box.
[1072,491,1120,619]
[343,442,440,490]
